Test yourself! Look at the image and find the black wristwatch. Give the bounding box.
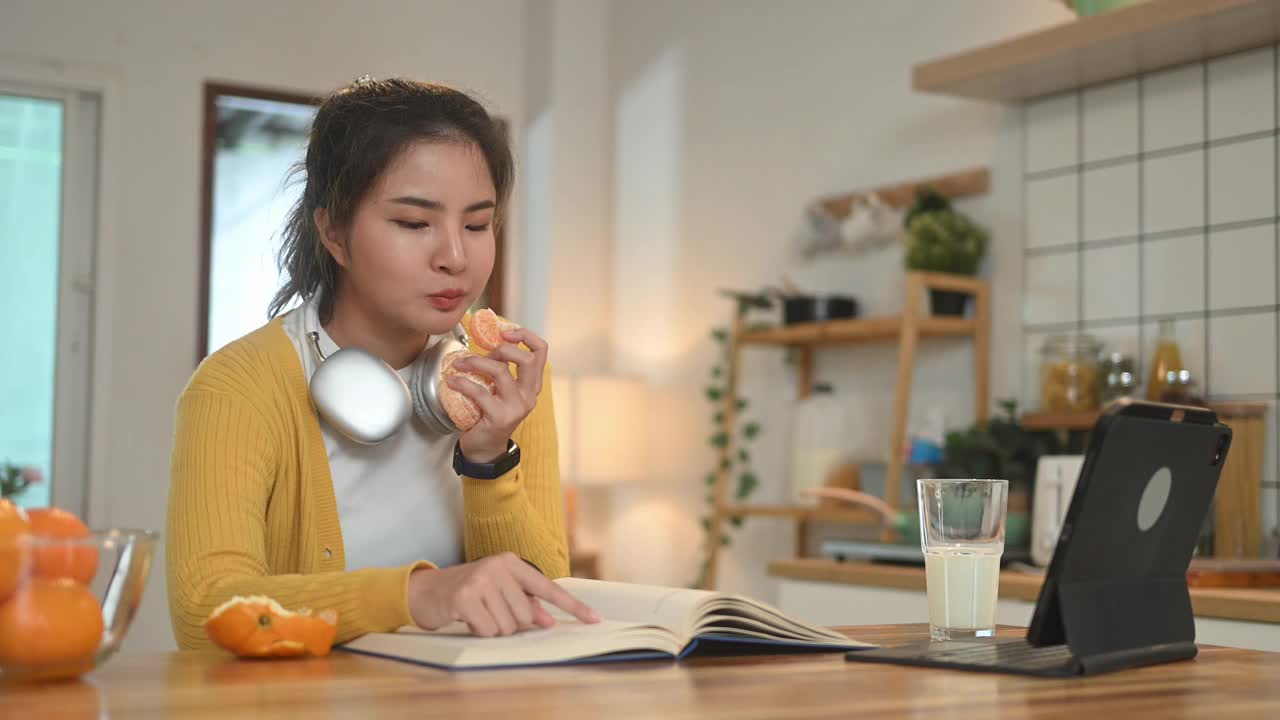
[453,439,521,479]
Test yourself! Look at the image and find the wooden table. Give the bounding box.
[8,625,1280,718]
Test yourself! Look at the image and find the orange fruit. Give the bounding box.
[27,508,98,585]
[439,350,495,431]
[0,577,104,667]
[0,499,32,602]
[205,595,338,658]
[470,308,520,353]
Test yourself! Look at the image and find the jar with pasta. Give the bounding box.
[1039,334,1102,412]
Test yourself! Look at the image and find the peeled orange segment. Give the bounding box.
[0,577,104,669]
[27,507,99,585]
[0,499,31,603]
[470,308,521,353]
[439,350,497,431]
[205,595,338,658]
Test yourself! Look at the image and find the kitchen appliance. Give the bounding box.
[1031,455,1085,567]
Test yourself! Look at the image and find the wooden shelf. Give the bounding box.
[769,558,1280,624]
[740,316,977,347]
[720,503,882,525]
[913,0,1280,102]
[818,167,989,219]
[701,272,990,590]
[1020,410,1101,431]
[1021,402,1268,430]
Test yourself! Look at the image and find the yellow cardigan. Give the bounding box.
[166,314,568,650]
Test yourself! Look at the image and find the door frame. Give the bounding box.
[0,54,123,527]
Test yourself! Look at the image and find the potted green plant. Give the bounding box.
[903,187,989,316]
[935,400,1063,549]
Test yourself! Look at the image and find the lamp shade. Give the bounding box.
[552,374,648,486]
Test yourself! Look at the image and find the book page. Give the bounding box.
[343,619,683,669]
[555,578,713,639]
[693,596,864,644]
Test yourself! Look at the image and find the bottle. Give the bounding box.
[1147,319,1185,401]
[790,383,850,505]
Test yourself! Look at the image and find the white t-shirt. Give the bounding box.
[282,295,463,571]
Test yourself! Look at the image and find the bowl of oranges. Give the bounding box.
[0,498,157,684]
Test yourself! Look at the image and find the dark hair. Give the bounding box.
[268,78,513,320]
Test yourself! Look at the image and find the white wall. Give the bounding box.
[598,0,1074,596]
[0,0,529,653]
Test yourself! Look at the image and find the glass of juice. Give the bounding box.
[916,478,1009,641]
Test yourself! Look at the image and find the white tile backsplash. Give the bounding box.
[1083,162,1139,242]
[1142,64,1204,152]
[1208,312,1277,396]
[1084,323,1140,364]
[1209,137,1276,225]
[1083,243,1140,321]
[1144,150,1205,234]
[1083,80,1139,163]
[1208,47,1275,141]
[1026,173,1078,250]
[1209,224,1276,311]
[1026,93,1079,173]
[1025,252,1079,326]
[1143,234,1206,316]
[1024,56,1280,542]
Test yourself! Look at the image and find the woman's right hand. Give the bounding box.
[408,552,601,637]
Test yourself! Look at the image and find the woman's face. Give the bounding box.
[324,140,497,338]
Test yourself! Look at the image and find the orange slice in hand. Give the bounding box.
[439,350,496,431]
[27,507,99,585]
[205,595,338,658]
[470,308,520,353]
[0,499,31,603]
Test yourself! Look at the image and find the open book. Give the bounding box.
[340,578,874,670]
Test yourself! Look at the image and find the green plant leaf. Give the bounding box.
[711,366,723,378]
[704,472,717,486]
[735,472,759,500]
[736,397,749,411]
[713,410,724,423]
[705,386,724,402]
[700,517,712,532]
[742,422,761,439]
[729,515,744,528]
[720,534,731,546]
[710,432,728,449]
[711,328,729,343]
[720,458,732,471]
[737,448,750,464]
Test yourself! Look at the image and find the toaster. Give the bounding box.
[1031,455,1085,567]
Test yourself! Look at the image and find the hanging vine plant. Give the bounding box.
[692,292,771,589]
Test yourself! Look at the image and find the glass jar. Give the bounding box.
[1098,352,1137,404]
[1039,334,1102,412]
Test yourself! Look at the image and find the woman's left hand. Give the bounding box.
[446,328,547,463]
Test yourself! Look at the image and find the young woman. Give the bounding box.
[167,78,597,649]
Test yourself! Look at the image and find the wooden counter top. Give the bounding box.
[9,624,1280,718]
[770,558,1280,624]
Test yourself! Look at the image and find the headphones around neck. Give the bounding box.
[305,324,470,443]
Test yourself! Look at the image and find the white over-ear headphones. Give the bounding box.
[305,324,469,443]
